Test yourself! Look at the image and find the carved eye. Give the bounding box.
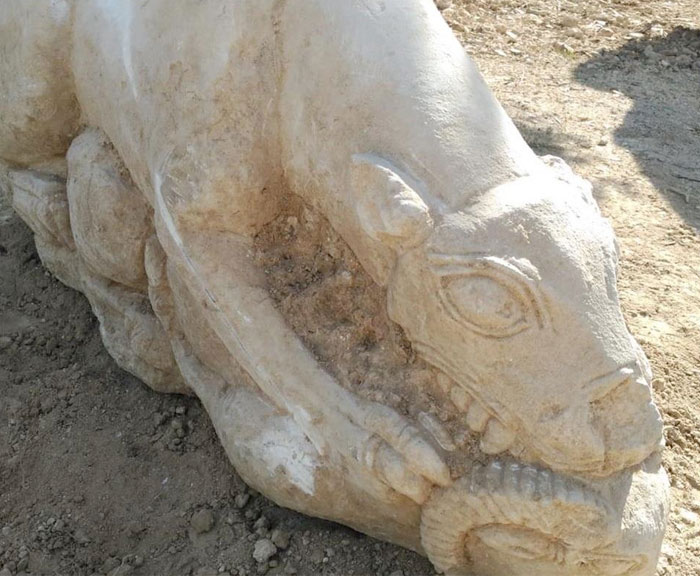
[429,255,546,338]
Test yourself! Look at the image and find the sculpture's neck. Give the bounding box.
[278,0,541,211]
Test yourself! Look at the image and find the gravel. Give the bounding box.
[252,539,277,564]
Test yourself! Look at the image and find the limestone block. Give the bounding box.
[0,1,670,574]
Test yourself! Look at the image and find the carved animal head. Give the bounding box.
[356,157,663,477]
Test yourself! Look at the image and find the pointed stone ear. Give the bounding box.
[351,154,433,250]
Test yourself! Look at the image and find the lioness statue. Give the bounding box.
[0,1,669,574]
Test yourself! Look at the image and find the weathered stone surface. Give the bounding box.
[0,1,669,575]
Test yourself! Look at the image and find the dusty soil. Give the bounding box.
[1,1,699,575]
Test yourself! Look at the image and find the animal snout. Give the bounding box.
[583,361,651,405]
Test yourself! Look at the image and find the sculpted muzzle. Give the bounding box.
[387,174,663,479]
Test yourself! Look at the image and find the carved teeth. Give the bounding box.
[436,372,453,396]
[466,402,490,432]
[449,384,517,456]
[480,418,516,454]
[450,386,472,412]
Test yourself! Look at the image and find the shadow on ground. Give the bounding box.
[573,27,700,232]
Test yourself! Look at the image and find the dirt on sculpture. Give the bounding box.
[253,194,484,475]
[1,2,699,576]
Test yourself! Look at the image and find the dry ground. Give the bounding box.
[1,1,699,575]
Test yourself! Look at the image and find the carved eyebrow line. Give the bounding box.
[427,253,540,281]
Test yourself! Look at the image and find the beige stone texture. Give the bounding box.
[0,1,669,574]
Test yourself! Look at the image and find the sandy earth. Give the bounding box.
[1,1,699,575]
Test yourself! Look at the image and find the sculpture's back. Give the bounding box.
[0,1,669,574]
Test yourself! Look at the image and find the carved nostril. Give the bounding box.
[585,366,636,403]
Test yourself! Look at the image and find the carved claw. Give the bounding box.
[361,403,451,488]
[361,435,433,504]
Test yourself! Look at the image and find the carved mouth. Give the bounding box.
[447,383,521,455]
[413,341,522,457]
[413,341,604,472]
[414,341,660,476]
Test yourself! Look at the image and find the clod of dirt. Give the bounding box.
[270,528,290,550]
[190,509,215,535]
[234,493,251,509]
[252,539,277,564]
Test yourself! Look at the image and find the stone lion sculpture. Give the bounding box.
[1,1,669,574]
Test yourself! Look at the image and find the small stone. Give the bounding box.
[309,549,324,565]
[555,41,575,56]
[73,528,91,544]
[175,405,187,415]
[0,569,10,576]
[598,137,609,147]
[270,528,290,550]
[559,14,579,27]
[253,539,277,564]
[674,54,692,68]
[17,557,29,571]
[126,521,144,537]
[0,336,11,350]
[253,516,269,536]
[661,542,675,558]
[191,509,215,534]
[103,557,121,573]
[435,0,451,10]
[679,508,699,526]
[234,493,250,509]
